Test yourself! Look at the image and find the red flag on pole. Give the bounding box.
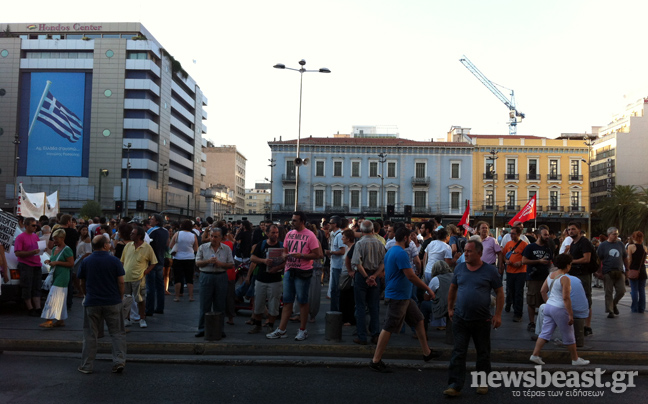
[508,194,537,226]
[458,200,471,235]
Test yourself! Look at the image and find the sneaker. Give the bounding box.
[369,360,392,373]
[476,386,488,395]
[423,348,442,362]
[77,366,92,374]
[526,322,535,332]
[112,363,125,373]
[295,329,309,341]
[266,328,287,339]
[613,306,619,315]
[572,357,590,366]
[607,312,615,318]
[443,387,461,397]
[529,355,545,365]
[584,326,593,336]
[248,325,262,334]
[124,319,133,327]
[513,316,522,322]
[139,319,148,328]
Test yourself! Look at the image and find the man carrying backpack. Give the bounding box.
[567,222,595,336]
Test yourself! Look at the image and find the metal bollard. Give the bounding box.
[325,311,343,342]
[445,315,454,345]
[574,318,585,347]
[204,311,224,341]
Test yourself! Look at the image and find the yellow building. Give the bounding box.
[448,127,590,230]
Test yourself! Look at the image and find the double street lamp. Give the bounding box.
[273,59,331,211]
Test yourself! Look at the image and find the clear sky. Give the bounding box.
[6,0,648,187]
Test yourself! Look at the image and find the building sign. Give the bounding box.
[26,23,103,32]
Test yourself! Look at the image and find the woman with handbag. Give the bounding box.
[40,229,74,328]
[627,231,647,313]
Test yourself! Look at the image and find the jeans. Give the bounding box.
[630,278,646,313]
[282,270,312,305]
[145,264,165,314]
[80,303,126,371]
[197,272,228,332]
[329,267,342,312]
[447,316,492,391]
[506,272,526,318]
[353,272,380,342]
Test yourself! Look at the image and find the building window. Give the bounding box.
[315,190,324,207]
[571,191,580,208]
[333,190,342,207]
[315,161,324,177]
[369,191,378,208]
[506,159,516,179]
[286,160,295,176]
[369,162,378,177]
[351,190,360,208]
[451,162,460,179]
[550,190,558,208]
[285,189,295,207]
[414,191,426,208]
[415,162,426,179]
[387,162,396,178]
[333,161,342,177]
[529,190,537,201]
[485,160,495,179]
[451,192,460,210]
[570,160,580,180]
[507,190,516,208]
[528,159,538,179]
[549,160,558,179]
[387,191,396,206]
[485,189,494,208]
[351,161,360,177]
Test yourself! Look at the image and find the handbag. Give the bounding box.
[339,270,353,290]
[505,240,523,260]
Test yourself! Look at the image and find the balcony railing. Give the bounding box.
[546,205,564,212]
[547,174,562,181]
[526,173,541,180]
[481,204,499,211]
[505,173,519,180]
[413,206,432,214]
[411,176,430,186]
[482,173,498,180]
[362,205,381,214]
[281,173,296,183]
[569,206,585,212]
[505,205,521,211]
[536,206,543,212]
[325,206,349,213]
[569,175,583,181]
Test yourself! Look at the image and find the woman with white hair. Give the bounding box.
[40,229,74,328]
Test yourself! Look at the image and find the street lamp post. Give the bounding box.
[160,163,168,212]
[488,149,499,232]
[267,158,276,221]
[378,152,387,220]
[98,169,109,209]
[273,59,331,211]
[13,133,20,215]
[124,143,132,217]
[583,136,595,237]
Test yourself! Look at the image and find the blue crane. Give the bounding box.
[459,55,525,136]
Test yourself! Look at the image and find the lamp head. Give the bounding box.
[298,59,306,66]
[319,68,331,73]
[273,63,286,69]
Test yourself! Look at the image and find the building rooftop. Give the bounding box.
[268,136,471,147]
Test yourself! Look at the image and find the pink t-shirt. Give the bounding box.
[284,228,320,271]
[14,232,42,267]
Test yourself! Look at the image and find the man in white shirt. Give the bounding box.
[559,228,572,254]
[423,228,453,284]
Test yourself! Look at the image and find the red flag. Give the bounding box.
[458,200,471,235]
[508,195,537,226]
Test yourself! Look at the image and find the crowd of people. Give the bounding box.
[2,211,645,388]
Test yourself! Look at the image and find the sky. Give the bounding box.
[6,0,648,187]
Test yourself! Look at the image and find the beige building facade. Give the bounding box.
[204,145,246,214]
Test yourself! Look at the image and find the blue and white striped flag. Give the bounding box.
[36,91,82,143]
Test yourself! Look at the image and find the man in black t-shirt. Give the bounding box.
[235,220,253,262]
[521,227,553,331]
[567,222,594,335]
[248,225,284,334]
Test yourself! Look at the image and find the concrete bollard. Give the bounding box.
[325,311,343,342]
[574,318,585,347]
[445,315,454,345]
[204,311,224,341]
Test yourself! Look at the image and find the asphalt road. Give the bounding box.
[1,352,647,404]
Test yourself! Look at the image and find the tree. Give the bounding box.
[596,185,640,236]
[79,200,102,220]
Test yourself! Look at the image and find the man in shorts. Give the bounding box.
[521,226,553,331]
[121,226,157,329]
[370,227,441,373]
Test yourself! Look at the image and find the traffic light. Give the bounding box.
[404,205,412,217]
[136,200,145,211]
[115,200,123,212]
[387,205,395,216]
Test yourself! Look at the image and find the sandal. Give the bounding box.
[53,321,65,327]
[189,297,195,302]
[173,298,180,302]
[39,321,54,328]
[245,319,254,325]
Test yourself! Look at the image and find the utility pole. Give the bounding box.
[489,149,499,232]
[378,152,387,220]
[13,133,20,215]
[583,136,595,237]
[267,158,276,221]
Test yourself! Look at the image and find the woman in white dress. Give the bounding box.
[40,229,74,328]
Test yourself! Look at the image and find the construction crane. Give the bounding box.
[459,55,525,136]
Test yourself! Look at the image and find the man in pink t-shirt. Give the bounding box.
[14,217,43,316]
[266,211,322,342]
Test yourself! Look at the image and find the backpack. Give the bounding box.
[457,237,467,254]
[588,245,601,274]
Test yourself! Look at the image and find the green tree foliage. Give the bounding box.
[596,185,645,237]
[79,200,102,220]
